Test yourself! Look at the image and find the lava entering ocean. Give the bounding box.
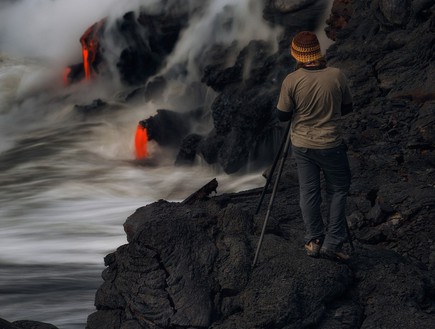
[134,124,149,159]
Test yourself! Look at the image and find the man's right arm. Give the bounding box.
[276,108,293,122]
[276,77,295,122]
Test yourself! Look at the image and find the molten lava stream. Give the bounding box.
[82,47,91,80]
[134,124,149,159]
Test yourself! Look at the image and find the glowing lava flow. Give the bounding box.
[82,46,91,80]
[134,124,149,159]
[79,19,105,81]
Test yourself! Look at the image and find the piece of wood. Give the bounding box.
[182,178,218,205]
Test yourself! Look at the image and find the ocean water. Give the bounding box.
[0,54,265,328]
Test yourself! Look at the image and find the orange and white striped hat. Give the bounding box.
[290,31,322,63]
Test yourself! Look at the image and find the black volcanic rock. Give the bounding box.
[198,39,291,173]
[139,108,204,148]
[114,10,188,86]
[86,158,435,328]
[0,318,59,329]
[175,133,203,166]
[87,187,355,328]
[0,318,18,329]
[84,0,435,328]
[263,0,330,29]
[326,0,435,103]
[74,99,108,114]
[134,0,325,173]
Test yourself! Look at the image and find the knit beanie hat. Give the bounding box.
[290,31,322,63]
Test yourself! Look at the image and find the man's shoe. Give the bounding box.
[320,247,350,262]
[304,239,322,257]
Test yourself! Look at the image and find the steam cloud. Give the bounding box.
[0,0,145,64]
[161,0,282,81]
[0,0,288,111]
[0,0,281,76]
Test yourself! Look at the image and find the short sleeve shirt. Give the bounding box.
[277,67,352,149]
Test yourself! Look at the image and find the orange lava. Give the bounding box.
[80,19,105,80]
[82,46,91,80]
[134,124,149,159]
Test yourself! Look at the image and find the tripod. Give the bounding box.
[252,121,292,267]
[252,121,354,267]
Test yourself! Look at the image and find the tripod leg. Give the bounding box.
[255,120,292,215]
[252,134,292,268]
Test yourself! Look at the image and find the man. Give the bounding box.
[276,31,353,261]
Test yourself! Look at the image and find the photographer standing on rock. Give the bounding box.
[276,31,353,261]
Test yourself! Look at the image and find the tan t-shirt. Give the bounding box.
[277,67,352,149]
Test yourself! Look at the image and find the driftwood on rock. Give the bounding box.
[182,178,218,205]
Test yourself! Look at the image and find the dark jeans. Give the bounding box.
[293,143,351,252]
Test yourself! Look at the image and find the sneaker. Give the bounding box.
[304,239,323,257]
[319,247,350,262]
